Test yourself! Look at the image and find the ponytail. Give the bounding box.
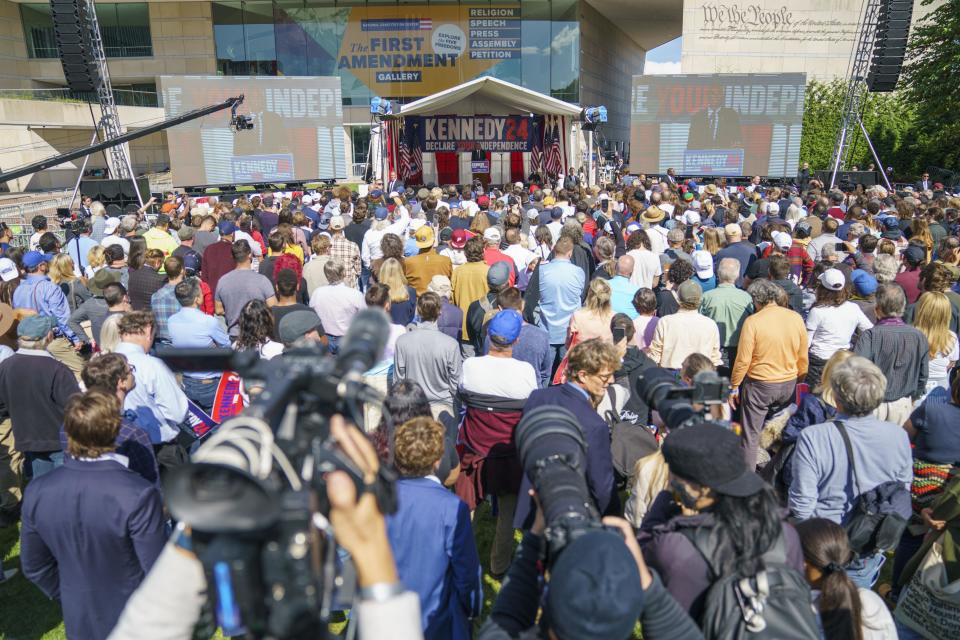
[795,518,863,640]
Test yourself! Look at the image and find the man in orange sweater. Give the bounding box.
[731,279,808,469]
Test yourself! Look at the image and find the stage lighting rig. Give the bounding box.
[370,96,394,117]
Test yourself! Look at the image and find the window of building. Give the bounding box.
[20,3,153,59]
[212,1,279,76]
[351,125,371,166]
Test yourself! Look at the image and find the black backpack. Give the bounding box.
[833,420,911,554]
[603,386,658,487]
[682,527,820,640]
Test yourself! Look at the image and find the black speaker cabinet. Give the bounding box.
[80,178,150,211]
[51,0,102,92]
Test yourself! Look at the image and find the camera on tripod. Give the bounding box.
[159,310,397,640]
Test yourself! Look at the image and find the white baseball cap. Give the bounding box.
[104,217,121,234]
[514,181,524,189]
[526,208,540,220]
[301,195,313,205]
[682,210,701,225]
[766,202,781,215]
[0,258,18,282]
[389,191,400,199]
[818,268,846,291]
[772,231,792,251]
[691,250,714,280]
[483,227,502,243]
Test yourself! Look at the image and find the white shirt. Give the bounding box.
[309,283,365,337]
[360,207,410,267]
[647,225,669,255]
[928,330,959,381]
[503,243,535,271]
[627,248,662,288]
[805,302,874,360]
[114,341,189,443]
[460,355,538,399]
[101,235,131,256]
[234,229,263,257]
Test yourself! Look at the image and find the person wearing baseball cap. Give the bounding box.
[648,280,722,370]
[404,224,452,295]
[0,314,81,481]
[805,267,873,388]
[641,421,808,625]
[482,228,516,287]
[277,308,325,347]
[12,251,84,374]
[459,308,539,576]
[691,249,716,292]
[896,242,928,303]
[464,262,512,353]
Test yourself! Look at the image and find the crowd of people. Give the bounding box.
[1,167,959,639]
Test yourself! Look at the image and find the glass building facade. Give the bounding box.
[21,2,153,59]
[211,1,579,105]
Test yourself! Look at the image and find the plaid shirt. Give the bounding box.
[59,412,160,487]
[330,234,361,289]
[150,283,181,343]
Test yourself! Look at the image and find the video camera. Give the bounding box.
[158,309,398,640]
[514,406,603,562]
[635,367,730,431]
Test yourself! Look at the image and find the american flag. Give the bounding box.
[545,115,563,178]
[530,118,544,175]
[398,128,414,181]
[419,19,433,30]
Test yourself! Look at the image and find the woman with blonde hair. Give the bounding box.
[379,257,417,325]
[97,313,122,353]
[48,253,91,313]
[913,291,958,392]
[84,244,106,279]
[469,212,491,235]
[702,226,723,256]
[568,278,614,343]
[910,218,935,262]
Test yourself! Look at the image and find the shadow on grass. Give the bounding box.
[0,524,66,640]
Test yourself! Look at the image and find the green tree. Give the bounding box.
[901,0,960,173]
[800,80,916,177]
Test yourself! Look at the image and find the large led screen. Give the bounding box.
[159,76,348,187]
[629,73,805,177]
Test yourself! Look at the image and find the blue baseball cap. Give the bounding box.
[369,189,383,199]
[22,251,52,269]
[487,309,523,346]
[218,220,237,235]
[374,206,389,220]
[850,269,878,297]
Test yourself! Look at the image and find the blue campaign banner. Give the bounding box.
[232,154,296,182]
[415,114,532,153]
[683,149,745,176]
[471,160,490,173]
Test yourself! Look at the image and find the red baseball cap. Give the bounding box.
[450,228,468,249]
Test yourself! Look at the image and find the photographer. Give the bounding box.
[638,423,806,621]
[514,338,620,528]
[109,417,423,640]
[479,495,703,639]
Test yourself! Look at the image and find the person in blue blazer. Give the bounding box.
[19,390,166,640]
[387,417,482,640]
